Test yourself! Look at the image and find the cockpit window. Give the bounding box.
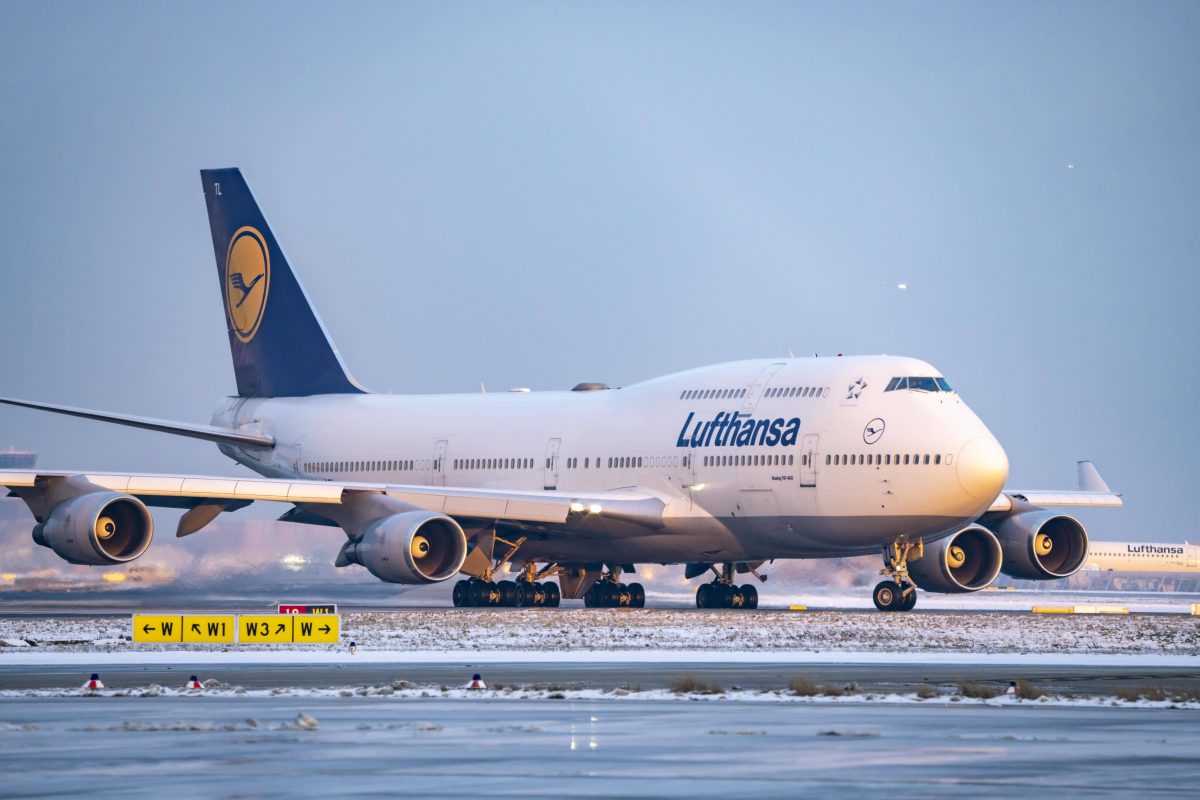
[885,376,954,393]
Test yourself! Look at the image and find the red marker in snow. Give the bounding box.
[467,674,487,690]
[83,673,105,690]
[186,675,203,690]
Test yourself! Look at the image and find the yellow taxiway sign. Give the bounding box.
[181,615,236,643]
[132,614,184,643]
[292,615,339,643]
[133,613,341,644]
[239,615,296,643]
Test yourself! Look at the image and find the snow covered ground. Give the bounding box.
[2,692,1198,798]
[2,607,1198,659]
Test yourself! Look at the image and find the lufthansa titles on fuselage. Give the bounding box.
[1125,544,1185,555]
[675,411,800,449]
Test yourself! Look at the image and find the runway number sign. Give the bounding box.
[278,604,337,615]
[132,613,340,645]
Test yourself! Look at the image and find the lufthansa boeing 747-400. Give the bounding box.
[0,169,1124,610]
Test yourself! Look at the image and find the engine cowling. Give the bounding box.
[32,492,154,565]
[907,525,1003,593]
[992,511,1088,580]
[343,510,467,584]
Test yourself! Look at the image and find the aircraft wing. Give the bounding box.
[0,469,669,537]
[986,460,1123,513]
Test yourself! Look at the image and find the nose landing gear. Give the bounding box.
[873,538,921,611]
[695,563,759,609]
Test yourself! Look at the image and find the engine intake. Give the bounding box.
[32,492,154,565]
[993,512,1088,580]
[342,510,467,584]
[907,525,1003,593]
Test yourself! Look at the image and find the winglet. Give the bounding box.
[1077,461,1113,493]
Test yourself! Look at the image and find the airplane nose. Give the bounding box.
[956,435,1009,501]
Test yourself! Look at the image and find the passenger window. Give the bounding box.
[923,454,930,465]
[826,455,831,465]
[904,454,910,465]
[934,454,941,465]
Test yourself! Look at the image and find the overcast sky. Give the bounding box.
[1,1,1197,558]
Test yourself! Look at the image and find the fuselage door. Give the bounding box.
[799,433,819,487]
[433,439,449,486]
[741,362,786,413]
[544,438,562,490]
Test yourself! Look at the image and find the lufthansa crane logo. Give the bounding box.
[863,418,885,445]
[224,226,270,343]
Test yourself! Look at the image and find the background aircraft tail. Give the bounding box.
[200,168,366,397]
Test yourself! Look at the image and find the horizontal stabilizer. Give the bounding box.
[0,396,274,449]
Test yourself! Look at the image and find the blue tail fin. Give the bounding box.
[200,168,366,397]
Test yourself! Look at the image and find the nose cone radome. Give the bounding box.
[957,435,1009,501]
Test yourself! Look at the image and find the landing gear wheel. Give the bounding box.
[495,580,516,607]
[452,580,469,607]
[514,581,531,607]
[543,582,561,607]
[696,582,714,609]
[900,585,917,611]
[873,580,902,611]
[740,584,758,609]
[628,582,646,608]
[467,580,484,607]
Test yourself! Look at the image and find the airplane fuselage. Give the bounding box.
[213,354,1009,565]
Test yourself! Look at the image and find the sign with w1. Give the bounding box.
[277,604,337,615]
[133,613,338,644]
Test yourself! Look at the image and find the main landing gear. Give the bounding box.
[873,538,921,612]
[695,563,759,609]
[584,568,645,608]
[451,535,561,607]
[452,577,561,608]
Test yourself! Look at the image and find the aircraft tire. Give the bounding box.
[900,586,917,611]
[467,580,484,607]
[452,580,469,607]
[628,582,646,608]
[740,584,758,609]
[544,582,561,607]
[496,580,517,607]
[696,583,713,608]
[873,580,902,611]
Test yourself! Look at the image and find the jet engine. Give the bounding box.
[992,511,1088,580]
[907,525,1003,593]
[340,510,467,584]
[32,492,154,565]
